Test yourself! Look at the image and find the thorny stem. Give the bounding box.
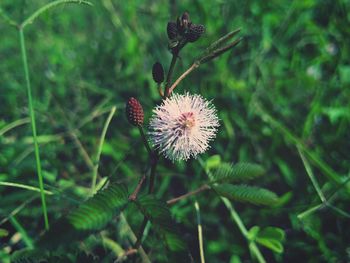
[19,28,49,230]
[167,184,210,205]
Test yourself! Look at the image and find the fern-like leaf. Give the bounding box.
[37,183,128,249]
[136,195,173,231]
[212,184,278,206]
[135,195,189,252]
[68,183,128,230]
[210,162,265,183]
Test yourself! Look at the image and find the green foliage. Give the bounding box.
[213,184,279,206]
[248,226,285,254]
[0,229,8,237]
[37,183,128,249]
[67,183,128,230]
[136,195,188,252]
[1,0,349,262]
[210,162,266,183]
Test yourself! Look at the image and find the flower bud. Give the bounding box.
[186,24,205,42]
[167,21,178,40]
[126,97,144,126]
[152,62,164,84]
[181,12,190,28]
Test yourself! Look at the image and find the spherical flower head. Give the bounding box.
[149,93,220,161]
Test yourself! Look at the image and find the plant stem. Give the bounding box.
[129,174,147,201]
[90,106,116,195]
[168,62,200,95]
[253,100,343,185]
[19,28,49,230]
[9,216,34,249]
[298,147,326,202]
[0,117,30,136]
[0,7,18,27]
[134,153,159,248]
[138,126,152,155]
[120,213,152,263]
[164,52,178,97]
[148,154,159,194]
[0,181,53,195]
[167,184,210,205]
[197,157,266,263]
[20,0,92,29]
[194,201,206,263]
[222,198,266,263]
[297,203,323,220]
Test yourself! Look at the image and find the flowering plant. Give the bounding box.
[9,8,283,263]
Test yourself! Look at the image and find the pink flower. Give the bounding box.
[149,93,219,161]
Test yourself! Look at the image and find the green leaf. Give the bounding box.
[68,183,128,230]
[210,163,265,183]
[136,195,188,252]
[164,232,187,252]
[212,184,279,206]
[0,228,8,237]
[257,227,285,242]
[205,155,222,171]
[136,195,173,231]
[254,227,285,254]
[247,226,260,241]
[37,183,128,249]
[255,238,284,254]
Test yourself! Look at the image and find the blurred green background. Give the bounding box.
[0,0,349,262]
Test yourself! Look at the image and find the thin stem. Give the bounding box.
[20,0,92,29]
[91,106,116,195]
[298,147,326,202]
[194,201,206,263]
[198,157,266,263]
[222,198,266,263]
[129,174,147,201]
[164,52,178,97]
[297,203,323,220]
[0,7,18,27]
[167,184,210,205]
[19,28,49,230]
[0,196,37,226]
[148,154,159,194]
[0,181,53,195]
[134,218,149,249]
[138,126,152,155]
[134,154,159,248]
[253,100,342,185]
[0,117,30,136]
[328,204,350,218]
[168,62,200,95]
[157,83,164,97]
[9,216,34,249]
[119,213,152,263]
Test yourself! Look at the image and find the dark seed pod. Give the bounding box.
[186,24,205,42]
[126,97,144,126]
[167,21,178,40]
[152,62,164,84]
